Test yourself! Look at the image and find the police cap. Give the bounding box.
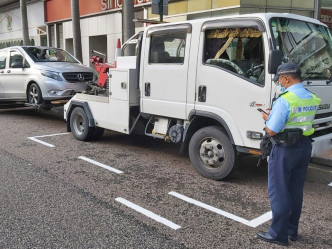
[272,62,301,82]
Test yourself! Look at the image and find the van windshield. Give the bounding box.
[270,17,332,80]
[23,47,79,63]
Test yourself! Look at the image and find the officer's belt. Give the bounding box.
[276,128,304,146]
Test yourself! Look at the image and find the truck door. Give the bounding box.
[141,24,192,119]
[195,19,272,148]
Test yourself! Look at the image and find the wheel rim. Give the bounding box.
[72,114,85,136]
[29,85,39,104]
[199,138,225,168]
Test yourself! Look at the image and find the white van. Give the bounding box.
[0,46,93,107]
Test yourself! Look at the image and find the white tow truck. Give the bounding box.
[64,13,332,180]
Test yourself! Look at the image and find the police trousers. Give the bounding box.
[267,136,312,243]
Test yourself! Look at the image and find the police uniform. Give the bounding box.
[265,83,320,244]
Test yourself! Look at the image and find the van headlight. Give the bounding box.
[41,70,63,81]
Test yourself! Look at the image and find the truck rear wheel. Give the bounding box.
[70,107,93,141]
[189,126,235,180]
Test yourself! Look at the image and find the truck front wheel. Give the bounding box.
[70,107,93,141]
[189,126,236,180]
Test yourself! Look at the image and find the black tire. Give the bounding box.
[70,107,94,141]
[27,83,43,104]
[188,126,236,180]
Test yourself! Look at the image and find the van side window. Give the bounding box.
[9,51,30,68]
[0,52,6,69]
[149,32,186,64]
[204,27,265,85]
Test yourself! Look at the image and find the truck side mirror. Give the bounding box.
[268,50,283,74]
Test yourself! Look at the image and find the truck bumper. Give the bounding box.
[311,133,332,157]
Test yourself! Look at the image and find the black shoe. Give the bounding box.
[289,235,298,241]
[257,231,289,246]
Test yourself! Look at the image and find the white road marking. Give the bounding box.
[28,132,69,147]
[115,197,181,230]
[328,182,332,187]
[78,156,124,174]
[169,191,272,228]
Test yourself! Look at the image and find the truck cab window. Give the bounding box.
[204,27,265,85]
[149,32,186,64]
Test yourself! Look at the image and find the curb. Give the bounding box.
[311,157,332,167]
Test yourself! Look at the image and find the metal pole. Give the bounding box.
[122,0,135,56]
[314,0,321,20]
[20,0,30,45]
[71,0,83,62]
[159,0,163,22]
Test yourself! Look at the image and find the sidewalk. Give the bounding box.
[312,150,332,167]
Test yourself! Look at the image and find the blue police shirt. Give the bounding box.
[266,83,313,133]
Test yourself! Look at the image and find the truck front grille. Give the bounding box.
[315,112,332,119]
[62,72,93,83]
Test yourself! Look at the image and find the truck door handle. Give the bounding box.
[7,70,11,73]
[198,85,206,102]
[0,70,4,74]
[145,82,150,96]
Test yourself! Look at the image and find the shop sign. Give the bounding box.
[101,0,151,11]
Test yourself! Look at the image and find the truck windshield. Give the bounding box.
[270,17,332,80]
[23,47,79,63]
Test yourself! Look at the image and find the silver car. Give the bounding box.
[0,46,93,105]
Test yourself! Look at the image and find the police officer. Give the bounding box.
[257,63,321,246]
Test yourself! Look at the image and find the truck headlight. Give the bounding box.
[41,70,63,81]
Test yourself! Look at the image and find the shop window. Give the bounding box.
[57,24,63,49]
[149,32,186,64]
[49,24,55,47]
[48,24,63,48]
[204,27,265,85]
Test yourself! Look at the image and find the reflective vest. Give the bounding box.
[280,91,321,136]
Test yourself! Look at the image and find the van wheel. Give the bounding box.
[189,126,235,180]
[70,107,93,141]
[28,83,43,104]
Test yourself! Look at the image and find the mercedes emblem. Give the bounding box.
[77,73,84,81]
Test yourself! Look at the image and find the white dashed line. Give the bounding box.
[28,132,69,147]
[169,191,272,228]
[115,197,181,230]
[78,156,124,174]
[328,182,332,187]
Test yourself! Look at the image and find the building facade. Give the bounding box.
[0,0,46,49]
[320,0,332,30]
[0,0,329,66]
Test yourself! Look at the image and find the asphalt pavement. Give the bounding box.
[0,107,331,249]
[0,148,187,249]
